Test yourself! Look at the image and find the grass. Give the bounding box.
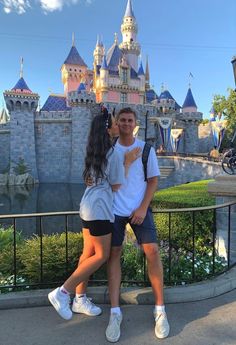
[152,179,215,208]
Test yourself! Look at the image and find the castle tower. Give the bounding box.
[119,0,141,72]
[67,86,96,183]
[99,55,109,102]
[3,58,39,180]
[145,56,150,90]
[61,34,88,96]
[138,60,145,92]
[182,87,197,113]
[93,35,105,67]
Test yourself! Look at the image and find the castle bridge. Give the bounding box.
[158,155,222,189]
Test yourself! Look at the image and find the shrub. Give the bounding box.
[17,232,84,284]
[12,157,31,175]
[0,227,23,278]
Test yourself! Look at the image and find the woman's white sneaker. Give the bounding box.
[72,297,102,316]
[48,287,72,320]
[154,311,170,339]
[105,313,123,343]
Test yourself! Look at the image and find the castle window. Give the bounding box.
[120,92,127,103]
[63,126,70,136]
[36,125,42,136]
[120,68,128,84]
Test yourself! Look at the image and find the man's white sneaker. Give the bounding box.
[154,311,170,339]
[48,287,72,320]
[105,313,123,343]
[72,297,102,316]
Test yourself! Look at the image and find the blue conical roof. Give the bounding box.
[159,89,181,110]
[138,62,145,76]
[107,43,123,70]
[101,55,108,70]
[159,90,175,101]
[125,0,135,17]
[182,88,197,108]
[78,83,86,93]
[64,46,87,67]
[12,77,32,92]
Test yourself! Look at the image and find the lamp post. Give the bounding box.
[231,56,236,90]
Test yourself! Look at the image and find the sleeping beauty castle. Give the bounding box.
[0,0,213,184]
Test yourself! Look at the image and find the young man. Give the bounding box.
[105,107,170,342]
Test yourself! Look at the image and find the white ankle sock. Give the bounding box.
[155,305,165,313]
[111,307,121,315]
[76,293,86,300]
[60,286,70,295]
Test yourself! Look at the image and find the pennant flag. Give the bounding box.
[157,117,172,149]
[209,106,216,122]
[211,120,227,150]
[170,129,184,152]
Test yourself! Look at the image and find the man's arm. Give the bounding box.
[130,176,158,224]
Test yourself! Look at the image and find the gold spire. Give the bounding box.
[20,57,23,78]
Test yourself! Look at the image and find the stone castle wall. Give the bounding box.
[0,123,10,173]
[1,98,212,184]
[198,123,214,153]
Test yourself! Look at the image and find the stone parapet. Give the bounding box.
[208,175,236,196]
[208,175,236,265]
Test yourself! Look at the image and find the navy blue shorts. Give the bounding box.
[112,208,157,247]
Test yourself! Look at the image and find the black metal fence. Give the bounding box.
[0,201,235,291]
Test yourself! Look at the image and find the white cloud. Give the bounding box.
[39,0,64,12]
[1,0,92,14]
[2,0,31,14]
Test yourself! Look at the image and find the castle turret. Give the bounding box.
[145,55,150,90]
[3,58,39,180]
[93,35,105,67]
[61,35,88,96]
[100,55,109,101]
[182,87,197,113]
[138,60,145,92]
[119,0,141,72]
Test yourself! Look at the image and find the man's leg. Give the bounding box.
[142,243,163,305]
[106,215,127,343]
[107,246,123,307]
[142,242,169,338]
[132,209,170,339]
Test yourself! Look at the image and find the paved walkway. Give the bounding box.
[0,289,236,345]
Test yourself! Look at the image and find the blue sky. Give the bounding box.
[0,0,235,118]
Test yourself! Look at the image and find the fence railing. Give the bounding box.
[0,201,235,291]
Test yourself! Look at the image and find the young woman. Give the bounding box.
[48,107,140,320]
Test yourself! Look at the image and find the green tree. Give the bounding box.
[213,88,236,149]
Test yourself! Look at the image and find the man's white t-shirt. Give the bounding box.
[113,138,160,217]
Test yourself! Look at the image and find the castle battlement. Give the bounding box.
[68,89,96,107]
[36,111,71,120]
